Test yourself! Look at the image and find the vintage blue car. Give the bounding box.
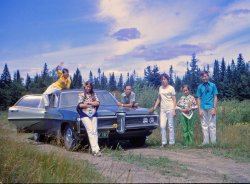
[8,89,159,150]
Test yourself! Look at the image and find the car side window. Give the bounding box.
[16,96,41,108]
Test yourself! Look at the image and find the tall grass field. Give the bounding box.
[0,112,106,183]
[132,86,250,162]
[0,86,250,182]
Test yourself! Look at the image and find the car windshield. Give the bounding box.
[60,91,117,108]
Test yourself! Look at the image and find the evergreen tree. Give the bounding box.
[39,63,52,89]
[223,65,233,99]
[94,77,100,89]
[129,73,135,86]
[98,68,101,81]
[70,76,74,89]
[206,64,210,73]
[212,59,220,86]
[125,72,130,85]
[41,63,49,79]
[189,54,200,94]
[28,73,41,93]
[13,69,23,85]
[117,74,123,91]
[151,65,161,87]
[0,88,11,110]
[174,76,182,92]
[9,80,25,106]
[144,65,161,87]
[89,71,93,83]
[109,72,117,91]
[182,61,191,88]
[0,64,12,109]
[0,63,12,87]
[220,58,226,82]
[34,73,39,83]
[72,68,83,88]
[237,53,245,74]
[100,72,108,89]
[236,54,249,99]
[25,73,32,90]
[218,58,226,99]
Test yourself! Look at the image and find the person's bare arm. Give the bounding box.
[171,95,176,116]
[87,101,100,107]
[211,95,217,116]
[149,95,161,112]
[119,103,133,108]
[197,97,203,117]
[79,101,99,109]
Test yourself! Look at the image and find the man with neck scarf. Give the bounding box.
[196,71,218,145]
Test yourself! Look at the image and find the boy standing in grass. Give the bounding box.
[196,71,218,145]
[176,85,198,145]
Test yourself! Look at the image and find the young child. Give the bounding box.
[176,84,198,145]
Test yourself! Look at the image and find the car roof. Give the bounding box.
[60,89,109,93]
[24,89,110,96]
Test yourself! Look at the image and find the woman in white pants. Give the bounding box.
[150,73,176,147]
[77,81,101,156]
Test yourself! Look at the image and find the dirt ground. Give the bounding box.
[6,129,250,183]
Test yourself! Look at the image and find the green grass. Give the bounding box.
[0,111,108,183]
[146,99,250,162]
[113,88,250,162]
[103,147,187,177]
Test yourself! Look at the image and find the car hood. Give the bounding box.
[60,105,153,117]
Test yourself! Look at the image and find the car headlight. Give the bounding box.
[149,117,154,124]
[143,117,148,124]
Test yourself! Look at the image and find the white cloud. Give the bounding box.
[2,0,250,82]
[96,0,211,55]
[186,1,250,45]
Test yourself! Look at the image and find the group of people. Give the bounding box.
[42,63,218,156]
[150,71,218,147]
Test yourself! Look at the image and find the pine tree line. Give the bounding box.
[1,53,250,109]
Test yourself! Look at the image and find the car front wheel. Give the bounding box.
[64,125,77,151]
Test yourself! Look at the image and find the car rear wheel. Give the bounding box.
[129,136,146,147]
[33,133,45,142]
[64,125,77,151]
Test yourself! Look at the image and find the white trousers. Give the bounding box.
[43,85,59,106]
[201,109,216,144]
[81,117,100,153]
[160,110,175,145]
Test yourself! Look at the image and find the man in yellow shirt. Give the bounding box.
[43,63,71,107]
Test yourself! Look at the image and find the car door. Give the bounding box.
[8,95,46,130]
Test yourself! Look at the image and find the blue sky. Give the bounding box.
[1,0,250,80]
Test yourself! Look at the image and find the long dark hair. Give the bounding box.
[83,81,96,100]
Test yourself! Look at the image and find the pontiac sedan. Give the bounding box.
[8,89,159,150]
